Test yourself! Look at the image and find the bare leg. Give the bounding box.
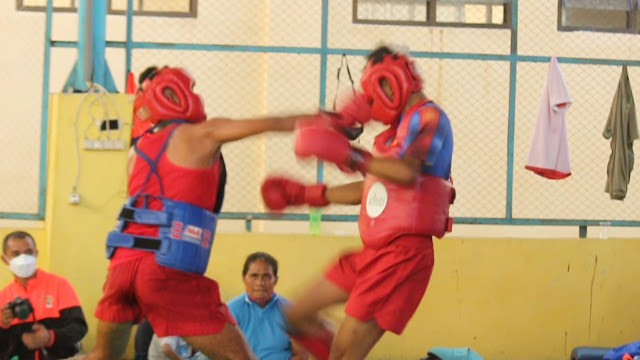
[184,322,256,360]
[75,320,133,360]
[329,315,385,360]
[280,276,350,360]
[286,276,349,336]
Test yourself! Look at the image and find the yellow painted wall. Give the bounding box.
[2,93,640,360]
[45,93,135,355]
[210,235,640,360]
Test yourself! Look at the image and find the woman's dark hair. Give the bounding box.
[242,252,278,277]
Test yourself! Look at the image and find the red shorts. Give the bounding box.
[94,253,236,337]
[325,235,434,334]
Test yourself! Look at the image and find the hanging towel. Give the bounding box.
[603,65,639,200]
[525,56,573,179]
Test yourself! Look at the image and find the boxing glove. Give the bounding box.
[261,176,329,211]
[337,91,371,126]
[295,122,372,174]
[309,111,364,141]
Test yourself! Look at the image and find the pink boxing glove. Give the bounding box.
[295,121,372,174]
[296,110,363,141]
[261,176,329,211]
[337,91,372,126]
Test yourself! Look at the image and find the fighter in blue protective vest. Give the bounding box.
[76,66,306,360]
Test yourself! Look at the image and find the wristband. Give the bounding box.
[350,148,373,174]
[304,184,329,207]
[46,329,55,347]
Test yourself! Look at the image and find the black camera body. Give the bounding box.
[7,296,34,320]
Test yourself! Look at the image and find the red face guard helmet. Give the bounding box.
[136,67,207,125]
[360,53,422,125]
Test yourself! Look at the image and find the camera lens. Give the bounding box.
[14,303,31,320]
[9,297,33,320]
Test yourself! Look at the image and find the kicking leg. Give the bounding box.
[184,322,256,360]
[284,276,349,360]
[329,315,385,360]
[81,320,133,360]
[286,276,349,335]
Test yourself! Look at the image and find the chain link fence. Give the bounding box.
[0,1,46,217]
[3,0,640,228]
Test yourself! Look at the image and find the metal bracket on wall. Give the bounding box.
[63,0,117,93]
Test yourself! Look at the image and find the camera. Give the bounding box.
[7,296,34,320]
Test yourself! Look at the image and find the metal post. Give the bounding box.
[63,0,117,92]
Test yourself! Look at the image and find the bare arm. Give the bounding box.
[172,114,309,168]
[198,114,303,145]
[365,155,422,185]
[127,146,136,176]
[322,157,420,205]
[325,181,363,205]
[290,340,310,360]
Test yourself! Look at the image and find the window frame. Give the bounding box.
[16,0,198,18]
[557,0,639,34]
[16,0,76,13]
[352,0,512,29]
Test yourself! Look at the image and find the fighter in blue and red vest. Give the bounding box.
[82,66,302,360]
[261,46,455,360]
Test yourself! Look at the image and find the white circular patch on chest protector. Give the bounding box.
[365,182,388,218]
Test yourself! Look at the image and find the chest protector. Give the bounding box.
[359,173,454,249]
[359,105,455,248]
[106,121,224,275]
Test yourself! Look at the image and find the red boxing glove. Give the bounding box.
[296,110,351,129]
[296,111,363,141]
[295,122,372,174]
[261,176,329,211]
[337,92,371,125]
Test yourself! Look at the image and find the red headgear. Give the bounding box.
[137,67,206,125]
[360,53,422,125]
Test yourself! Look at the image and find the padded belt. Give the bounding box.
[118,205,170,226]
[106,232,162,251]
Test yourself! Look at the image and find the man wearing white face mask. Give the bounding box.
[0,231,88,360]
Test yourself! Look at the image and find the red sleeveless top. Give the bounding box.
[111,123,223,265]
